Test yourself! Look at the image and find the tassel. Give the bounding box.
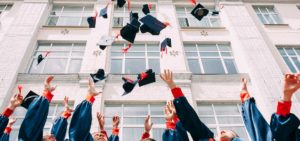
[128,0,131,10]
[149,4,153,10]
[163,22,171,27]
[122,44,132,53]
[45,51,51,57]
[189,0,196,6]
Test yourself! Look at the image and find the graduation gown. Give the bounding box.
[51,111,72,141]
[270,101,300,141]
[69,96,94,141]
[0,127,12,141]
[0,108,13,141]
[18,91,53,141]
[171,88,214,141]
[162,116,189,141]
[241,98,272,141]
[101,129,119,141]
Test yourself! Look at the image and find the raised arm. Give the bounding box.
[51,96,73,141]
[19,76,56,141]
[69,78,101,141]
[141,115,154,141]
[270,74,300,141]
[240,78,272,141]
[160,70,213,141]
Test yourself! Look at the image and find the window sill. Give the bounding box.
[191,73,250,83]
[264,24,289,28]
[42,25,90,29]
[180,26,226,30]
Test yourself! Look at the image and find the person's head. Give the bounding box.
[219,130,239,141]
[43,134,56,141]
[92,132,108,141]
[141,138,156,141]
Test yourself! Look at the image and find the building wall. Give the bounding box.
[0,0,300,140]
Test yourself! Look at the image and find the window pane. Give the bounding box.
[198,45,218,51]
[123,128,144,141]
[123,105,148,116]
[147,44,160,51]
[148,52,160,57]
[217,116,243,124]
[57,17,81,26]
[291,57,300,71]
[150,104,165,115]
[29,59,44,73]
[197,104,214,115]
[148,59,160,73]
[131,44,145,51]
[214,104,240,115]
[111,59,122,74]
[104,105,122,117]
[125,59,145,74]
[283,57,297,73]
[202,58,225,74]
[123,117,145,125]
[47,17,58,26]
[186,52,198,57]
[113,17,123,27]
[188,59,201,73]
[151,117,165,124]
[184,44,197,51]
[278,48,286,55]
[68,59,82,73]
[199,52,219,57]
[285,48,296,55]
[224,59,238,74]
[199,117,216,124]
[43,59,67,73]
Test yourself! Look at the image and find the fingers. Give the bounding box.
[45,76,54,84]
[242,78,247,84]
[88,78,94,88]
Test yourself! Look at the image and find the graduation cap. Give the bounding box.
[212,11,219,16]
[37,51,50,65]
[87,17,96,28]
[122,77,138,96]
[191,3,209,21]
[97,36,115,50]
[142,4,152,15]
[130,11,139,22]
[120,19,140,43]
[100,7,108,19]
[90,69,106,83]
[117,0,126,8]
[161,38,171,54]
[137,69,156,87]
[140,15,168,35]
[21,91,39,109]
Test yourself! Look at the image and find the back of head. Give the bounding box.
[142,138,156,141]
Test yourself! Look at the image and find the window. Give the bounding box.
[47,5,93,26]
[28,42,86,73]
[104,103,165,141]
[10,102,74,141]
[176,6,221,28]
[113,5,156,27]
[197,103,250,141]
[253,6,283,24]
[110,43,160,74]
[184,44,238,74]
[277,47,300,73]
[0,4,12,15]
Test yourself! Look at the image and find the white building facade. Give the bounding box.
[0,0,300,140]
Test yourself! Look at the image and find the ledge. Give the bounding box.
[42,25,90,29]
[180,26,227,30]
[191,73,250,83]
[264,24,289,28]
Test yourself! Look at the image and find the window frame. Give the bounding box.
[184,43,238,74]
[27,42,86,74]
[104,103,166,141]
[277,47,300,73]
[109,43,161,74]
[176,5,222,28]
[253,5,283,24]
[0,3,13,15]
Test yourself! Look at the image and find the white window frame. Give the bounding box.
[110,43,160,74]
[27,42,86,74]
[197,102,250,141]
[113,4,157,27]
[0,3,13,16]
[176,6,221,28]
[104,103,166,141]
[47,5,93,26]
[253,6,283,24]
[10,102,74,141]
[277,47,300,73]
[184,43,238,74]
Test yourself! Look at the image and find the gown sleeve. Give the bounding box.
[0,108,12,137]
[0,127,12,141]
[108,128,119,141]
[51,111,71,141]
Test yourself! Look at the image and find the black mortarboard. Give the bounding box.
[140,15,167,35]
[122,77,138,95]
[142,4,151,15]
[137,69,156,87]
[90,69,106,83]
[21,91,39,109]
[100,7,108,19]
[161,38,172,52]
[117,0,126,8]
[191,3,209,21]
[130,11,139,22]
[97,36,115,50]
[87,17,96,28]
[37,51,50,65]
[212,11,219,16]
[120,19,140,43]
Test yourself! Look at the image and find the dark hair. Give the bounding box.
[143,138,156,141]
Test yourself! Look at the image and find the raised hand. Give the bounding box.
[160,69,176,89]
[96,112,105,131]
[8,92,23,110]
[88,78,102,97]
[167,101,176,115]
[112,116,120,128]
[8,117,16,127]
[63,96,73,113]
[44,76,56,92]
[144,115,153,133]
[164,106,174,121]
[283,74,300,101]
[240,78,250,102]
